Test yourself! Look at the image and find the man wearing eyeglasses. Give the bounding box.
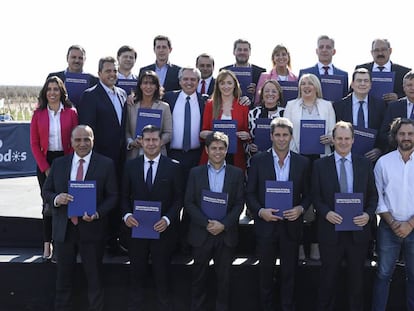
[355,38,411,103]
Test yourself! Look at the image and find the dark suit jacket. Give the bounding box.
[220,64,266,87]
[207,78,215,96]
[42,152,118,243]
[120,155,183,236]
[246,150,311,240]
[333,93,387,150]
[184,164,245,248]
[139,63,181,92]
[379,97,409,151]
[299,64,349,98]
[77,82,127,175]
[312,154,378,245]
[355,62,411,99]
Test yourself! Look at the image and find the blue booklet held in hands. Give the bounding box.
[352,127,377,156]
[299,120,325,154]
[68,180,96,217]
[213,120,238,154]
[117,79,138,95]
[254,118,272,151]
[201,189,228,220]
[64,72,90,107]
[370,72,395,101]
[135,108,162,138]
[132,200,161,239]
[265,180,293,217]
[334,192,363,231]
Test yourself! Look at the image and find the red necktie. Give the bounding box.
[71,159,85,225]
[200,80,206,94]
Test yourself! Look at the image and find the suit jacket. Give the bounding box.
[125,100,172,159]
[379,97,410,152]
[42,152,118,243]
[185,164,245,248]
[139,63,181,92]
[299,64,349,98]
[207,77,215,96]
[284,97,336,156]
[220,64,266,87]
[30,107,78,172]
[333,93,387,150]
[355,62,411,99]
[121,155,183,238]
[312,154,378,245]
[246,150,311,240]
[77,82,127,174]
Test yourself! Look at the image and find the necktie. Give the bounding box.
[146,160,154,191]
[357,101,365,128]
[201,80,206,94]
[378,66,385,72]
[183,96,191,151]
[339,158,348,193]
[323,66,330,75]
[72,159,85,225]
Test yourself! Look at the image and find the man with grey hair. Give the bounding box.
[247,117,312,311]
[355,38,411,102]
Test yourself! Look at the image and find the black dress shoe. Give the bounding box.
[41,256,50,263]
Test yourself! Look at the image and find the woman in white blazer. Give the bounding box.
[284,73,336,261]
[284,73,336,157]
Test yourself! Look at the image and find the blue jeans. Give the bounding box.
[371,220,414,311]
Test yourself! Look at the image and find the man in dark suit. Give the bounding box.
[220,38,266,103]
[334,68,387,162]
[185,131,245,311]
[139,35,181,92]
[355,38,411,103]
[47,45,99,106]
[312,121,378,311]
[77,56,128,255]
[299,35,349,99]
[121,125,183,311]
[163,66,206,255]
[246,117,312,311]
[42,125,118,311]
[196,53,215,98]
[379,71,414,151]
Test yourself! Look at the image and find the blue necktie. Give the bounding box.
[339,158,348,193]
[357,101,365,128]
[146,160,154,191]
[183,96,191,151]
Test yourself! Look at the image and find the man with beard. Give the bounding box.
[371,117,414,311]
[220,39,266,104]
[355,38,411,103]
[379,71,414,152]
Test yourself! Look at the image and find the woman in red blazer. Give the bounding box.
[30,76,78,261]
[199,69,250,172]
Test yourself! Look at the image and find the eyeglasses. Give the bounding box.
[372,48,389,53]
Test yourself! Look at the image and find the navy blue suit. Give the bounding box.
[43,152,118,311]
[246,150,311,311]
[312,154,377,311]
[121,155,183,311]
